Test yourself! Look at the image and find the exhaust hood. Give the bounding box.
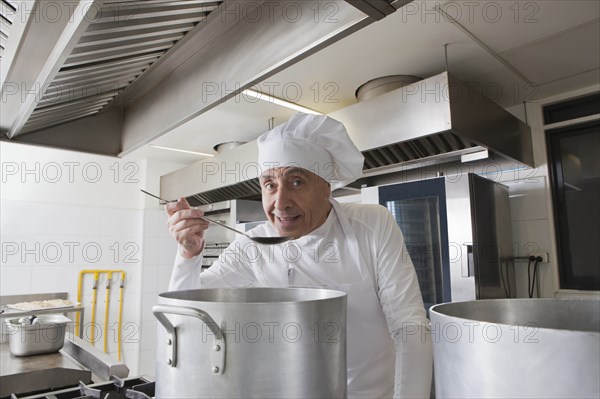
[1,0,390,155]
[161,71,534,205]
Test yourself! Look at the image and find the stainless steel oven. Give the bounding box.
[363,173,515,308]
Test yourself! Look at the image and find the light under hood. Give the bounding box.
[161,71,534,205]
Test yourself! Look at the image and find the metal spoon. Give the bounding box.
[141,190,290,245]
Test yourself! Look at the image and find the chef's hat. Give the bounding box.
[257,113,364,190]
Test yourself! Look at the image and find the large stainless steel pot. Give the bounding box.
[430,299,600,398]
[153,288,347,398]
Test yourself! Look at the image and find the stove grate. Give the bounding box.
[10,377,154,399]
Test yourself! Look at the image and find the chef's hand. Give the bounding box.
[165,197,209,259]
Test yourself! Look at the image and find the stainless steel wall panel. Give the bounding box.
[448,73,535,167]
[444,176,476,301]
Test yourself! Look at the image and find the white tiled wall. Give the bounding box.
[499,174,555,298]
[501,89,599,299]
[0,141,187,377]
[136,208,178,378]
[0,199,144,370]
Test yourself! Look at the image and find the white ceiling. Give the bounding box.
[130,0,600,165]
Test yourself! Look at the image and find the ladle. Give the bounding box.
[141,190,290,245]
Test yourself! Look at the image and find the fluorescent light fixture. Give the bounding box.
[242,89,323,115]
[461,149,489,163]
[150,145,214,157]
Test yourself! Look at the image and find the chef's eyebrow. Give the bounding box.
[260,168,309,181]
[283,168,310,178]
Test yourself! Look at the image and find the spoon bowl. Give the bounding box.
[141,190,290,245]
[246,236,291,245]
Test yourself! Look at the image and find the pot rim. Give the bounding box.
[158,287,347,305]
[430,298,600,334]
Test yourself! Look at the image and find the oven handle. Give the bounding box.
[461,244,474,278]
[152,305,225,374]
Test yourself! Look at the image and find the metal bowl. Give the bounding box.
[5,314,71,356]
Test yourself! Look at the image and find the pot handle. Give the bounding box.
[152,304,225,374]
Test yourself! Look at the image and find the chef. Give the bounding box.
[166,112,433,398]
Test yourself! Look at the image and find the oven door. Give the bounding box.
[377,177,451,309]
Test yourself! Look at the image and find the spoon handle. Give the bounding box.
[200,215,251,239]
[141,189,252,240]
[140,189,176,203]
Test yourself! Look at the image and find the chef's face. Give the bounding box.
[260,167,332,239]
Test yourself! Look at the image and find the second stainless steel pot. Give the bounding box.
[430,299,600,398]
[153,288,347,398]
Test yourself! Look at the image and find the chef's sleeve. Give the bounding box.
[168,248,203,291]
[169,241,258,291]
[374,206,433,398]
[393,325,433,398]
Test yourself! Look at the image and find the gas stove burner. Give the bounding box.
[10,376,155,399]
[124,382,154,399]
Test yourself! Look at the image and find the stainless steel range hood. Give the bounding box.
[161,71,534,205]
[332,71,534,177]
[1,0,392,155]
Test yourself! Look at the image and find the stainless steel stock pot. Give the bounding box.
[430,299,600,398]
[153,288,347,398]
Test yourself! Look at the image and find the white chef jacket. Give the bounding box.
[169,199,431,398]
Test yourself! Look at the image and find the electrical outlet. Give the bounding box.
[531,252,550,263]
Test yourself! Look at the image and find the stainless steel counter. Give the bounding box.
[0,340,85,377]
[0,333,129,398]
[1,339,93,398]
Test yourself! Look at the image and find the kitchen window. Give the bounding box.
[546,93,600,291]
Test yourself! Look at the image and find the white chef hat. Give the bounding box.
[257,113,364,190]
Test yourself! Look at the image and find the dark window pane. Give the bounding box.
[543,92,600,125]
[547,120,600,290]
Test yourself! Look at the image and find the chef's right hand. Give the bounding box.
[165,197,209,259]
